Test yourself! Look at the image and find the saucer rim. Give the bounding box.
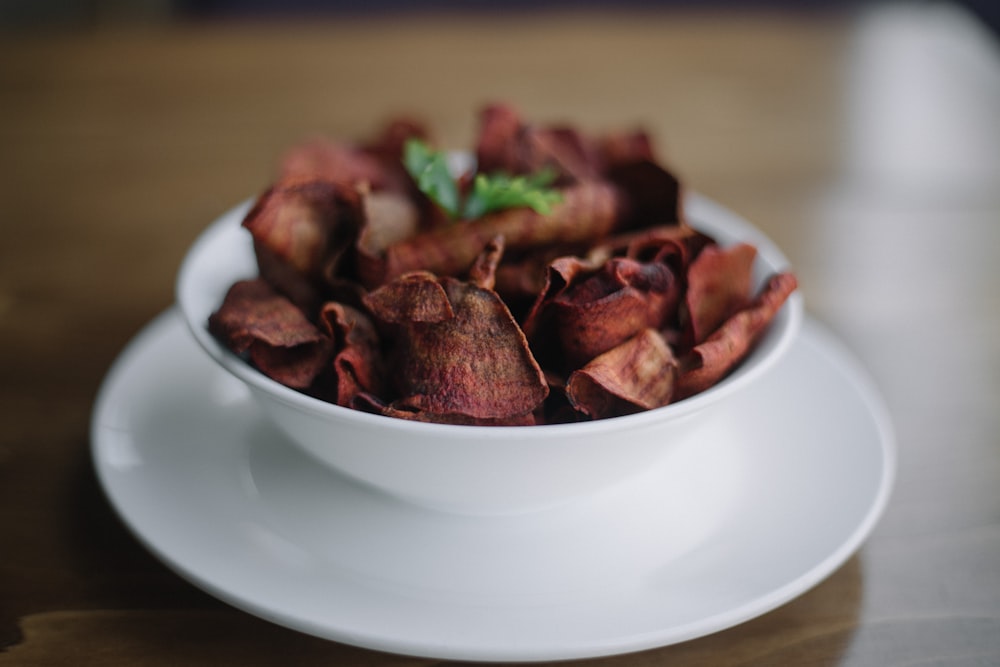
[90,309,895,662]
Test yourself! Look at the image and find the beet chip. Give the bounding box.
[677,272,798,399]
[361,117,430,163]
[685,242,757,345]
[525,256,679,371]
[362,271,454,324]
[622,224,714,268]
[363,269,548,421]
[281,120,428,198]
[490,243,587,306]
[358,189,420,255]
[354,189,423,290]
[242,178,363,287]
[566,329,678,419]
[380,181,626,283]
[475,103,601,184]
[279,138,389,189]
[208,104,801,425]
[599,130,655,170]
[208,279,331,389]
[316,302,383,407]
[607,159,683,229]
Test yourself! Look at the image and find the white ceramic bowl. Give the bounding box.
[176,193,803,514]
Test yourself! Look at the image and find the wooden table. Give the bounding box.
[3,7,999,665]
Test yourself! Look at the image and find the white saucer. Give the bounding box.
[91,309,895,662]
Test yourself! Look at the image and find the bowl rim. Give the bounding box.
[176,192,803,438]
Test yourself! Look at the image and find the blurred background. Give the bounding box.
[2,0,1000,662]
[3,0,997,355]
[0,0,996,32]
[2,0,862,26]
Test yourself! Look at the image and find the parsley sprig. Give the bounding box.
[403,138,562,221]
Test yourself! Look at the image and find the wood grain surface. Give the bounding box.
[2,6,998,665]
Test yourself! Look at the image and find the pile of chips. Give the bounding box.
[209,104,797,425]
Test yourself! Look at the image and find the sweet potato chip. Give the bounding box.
[363,266,548,420]
[208,279,331,389]
[566,329,678,419]
[684,242,757,345]
[677,272,798,398]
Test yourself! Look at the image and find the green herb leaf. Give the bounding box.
[462,168,563,220]
[403,138,460,218]
[403,138,563,221]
